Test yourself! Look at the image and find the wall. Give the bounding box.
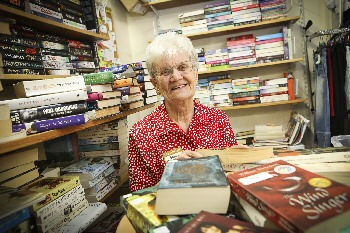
[114,0,338,146]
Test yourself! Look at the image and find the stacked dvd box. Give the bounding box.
[227,34,257,67]
[205,48,230,71]
[255,32,285,63]
[230,0,262,26]
[179,9,208,35]
[259,0,287,21]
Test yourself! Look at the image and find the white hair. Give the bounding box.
[146,32,198,78]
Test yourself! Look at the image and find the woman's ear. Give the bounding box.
[150,76,161,95]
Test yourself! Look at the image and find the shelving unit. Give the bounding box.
[0,4,109,41]
[0,74,72,81]
[0,104,155,155]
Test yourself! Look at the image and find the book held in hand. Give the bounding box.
[178,210,281,233]
[155,155,230,215]
[227,160,350,233]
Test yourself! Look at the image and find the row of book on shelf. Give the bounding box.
[0,61,159,143]
[194,72,296,107]
[119,146,350,233]
[1,0,100,33]
[159,0,288,36]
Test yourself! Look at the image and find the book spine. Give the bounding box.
[256,33,283,41]
[1,52,43,62]
[113,78,136,88]
[0,35,40,48]
[179,14,205,24]
[2,67,44,75]
[10,101,87,124]
[0,43,41,55]
[41,48,70,56]
[15,76,85,97]
[43,54,70,62]
[2,59,43,69]
[79,149,120,157]
[83,71,114,85]
[28,0,60,11]
[43,60,73,69]
[69,47,93,57]
[79,142,119,152]
[63,18,87,30]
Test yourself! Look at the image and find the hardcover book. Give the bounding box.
[227,160,350,233]
[155,155,230,215]
[23,176,80,211]
[178,211,281,233]
[10,101,88,124]
[0,89,88,110]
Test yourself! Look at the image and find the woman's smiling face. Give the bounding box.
[154,52,198,103]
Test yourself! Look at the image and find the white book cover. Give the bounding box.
[145,95,159,105]
[61,157,112,180]
[0,89,88,110]
[58,202,107,233]
[178,9,204,18]
[79,150,121,158]
[14,76,85,98]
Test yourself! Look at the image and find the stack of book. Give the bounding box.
[196,47,207,72]
[70,39,97,74]
[0,21,45,75]
[232,76,260,105]
[227,34,257,67]
[231,0,262,26]
[209,77,233,107]
[260,76,289,103]
[194,78,211,105]
[25,0,64,24]
[134,62,158,105]
[61,157,118,202]
[255,32,285,63]
[81,0,100,33]
[254,124,288,148]
[285,112,310,146]
[3,76,89,135]
[205,48,230,71]
[84,71,122,119]
[178,9,207,35]
[259,0,287,21]
[204,0,233,31]
[0,148,40,188]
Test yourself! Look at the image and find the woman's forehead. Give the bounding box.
[156,53,190,67]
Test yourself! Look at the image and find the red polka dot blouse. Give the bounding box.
[128,100,237,191]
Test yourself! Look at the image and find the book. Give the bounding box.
[196,147,275,165]
[178,210,281,233]
[13,76,85,98]
[149,214,196,233]
[62,157,112,181]
[0,89,88,110]
[58,202,107,233]
[0,207,31,233]
[0,185,45,219]
[227,160,350,233]
[0,104,10,120]
[13,113,89,134]
[285,112,310,145]
[155,156,230,215]
[23,176,80,211]
[0,161,36,183]
[10,101,88,124]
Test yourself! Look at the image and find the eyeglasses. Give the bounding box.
[156,61,193,79]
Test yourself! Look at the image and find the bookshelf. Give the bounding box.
[0,3,109,41]
[144,0,205,10]
[0,74,72,81]
[0,104,155,155]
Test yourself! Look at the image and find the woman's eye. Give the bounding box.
[178,65,187,71]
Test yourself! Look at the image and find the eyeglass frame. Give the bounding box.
[154,61,195,80]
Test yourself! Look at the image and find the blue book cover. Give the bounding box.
[159,156,228,189]
[256,32,283,41]
[0,207,30,233]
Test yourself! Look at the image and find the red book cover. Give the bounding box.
[178,210,282,233]
[227,160,350,233]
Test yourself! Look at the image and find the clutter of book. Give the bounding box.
[1,0,350,232]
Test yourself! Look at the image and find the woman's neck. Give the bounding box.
[165,99,195,133]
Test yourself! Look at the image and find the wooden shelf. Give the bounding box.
[218,99,305,111]
[187,16,300,40]
[0,4,109,41]
[0,74,73,81]
[198,58,303,75]
[0,104,155,154]
[144,0,206,10]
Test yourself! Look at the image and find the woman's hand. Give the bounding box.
[177,150,203,160]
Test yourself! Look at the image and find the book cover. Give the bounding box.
[178,211,281,233]
[10,101,88,124]
[228,160,350,233]
[23,176,80,211]
[58,202,107,233]
[0,207,31,233]
[149,214,196,233]
[0,186,45,219]
[155,156,230,215]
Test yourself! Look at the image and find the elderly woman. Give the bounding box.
[128,32,238,192]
